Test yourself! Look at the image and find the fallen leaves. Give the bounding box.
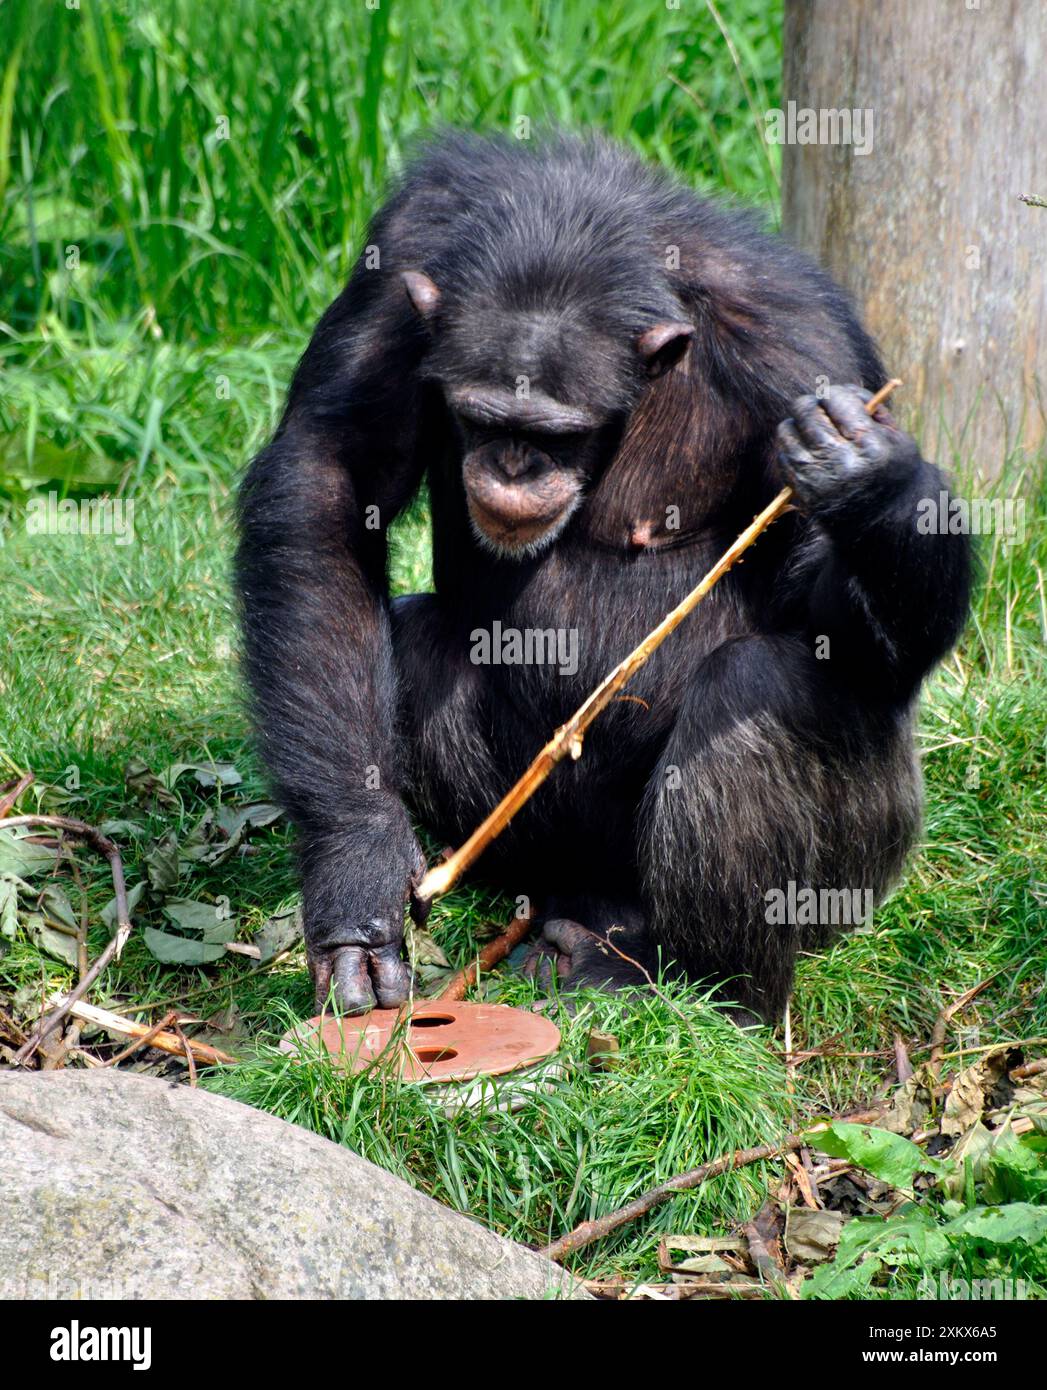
[0,757,298,1067]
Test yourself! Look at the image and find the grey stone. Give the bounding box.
[0,1069,586,1300]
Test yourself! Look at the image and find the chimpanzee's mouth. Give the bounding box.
[465,473,582,557]
[467,493,579,556]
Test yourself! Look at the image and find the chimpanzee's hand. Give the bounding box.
[302,810,426,1015]
[776,385,921,521]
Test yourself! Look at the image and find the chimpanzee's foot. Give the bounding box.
[521,898,660,994]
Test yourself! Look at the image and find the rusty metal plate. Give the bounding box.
[280,1000,561,1083]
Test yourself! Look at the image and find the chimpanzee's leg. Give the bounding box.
[638,633,922,1022]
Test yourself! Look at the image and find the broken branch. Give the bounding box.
[539,1106,884,1263]
[928,976,996,1085]
[68,999,234,1066]
[0,770,34,820]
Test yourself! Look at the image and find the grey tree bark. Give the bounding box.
[781,0,1045,479]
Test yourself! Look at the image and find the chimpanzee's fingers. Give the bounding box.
[775,419,815,467]
[790,394,848,455]
[329,945,376,1015]
[369,944,412,1008]
[820,387,895,466]
[819,385,875,441]
[521,935,565,988]
[309,948,332,1011]
[534,950,565,990]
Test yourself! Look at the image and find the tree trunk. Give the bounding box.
[781,0,1046,480]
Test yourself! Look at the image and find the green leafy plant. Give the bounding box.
[801,1123,1047,1299]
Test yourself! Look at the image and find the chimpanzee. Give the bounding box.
[236,131,969,1024]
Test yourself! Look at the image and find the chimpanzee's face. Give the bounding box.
[401,269,694,558]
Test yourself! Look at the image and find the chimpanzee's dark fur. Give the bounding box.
[236,131,970,1023]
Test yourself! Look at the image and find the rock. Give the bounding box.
[0,1070,586,1300]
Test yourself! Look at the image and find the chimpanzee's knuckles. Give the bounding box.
[822,384,920,475]
[300,823,422,1011]
[821,383,874,426]
[788,394,853,460]
[776,419,839,504]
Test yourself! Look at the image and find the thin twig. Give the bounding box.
[173,1019,199,1085]
[928,977,996,1085]
[3,815,133,1066]
[64,848,91,981]
[416,382,901,904]
[110,947,297,1016]
[539,1105,884,1263]
[586,928,702,1048]
[788,1046,895,1063]
[938,1035,1047,1061]
[1011,1057,1047,1081]
[102,1011,179,1067]
[0,771,34,820]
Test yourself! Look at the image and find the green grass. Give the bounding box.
[2,0,781,340]
[2,0,1045,1290]
[208,982,792,1275]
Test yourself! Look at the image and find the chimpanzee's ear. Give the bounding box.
[636,321,695,378]
[402,271,441,319]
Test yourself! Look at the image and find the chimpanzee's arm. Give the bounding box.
[235,269,431,1013]
[775,386,971,701]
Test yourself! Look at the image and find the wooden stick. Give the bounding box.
[173,1019,200,1085]
[417,379,901,904]
[1011,1057,1047,1081]
[4,815,135,1066]
[0,771,34,820]
[417,486,792,901]
[435,912,535,1001]
[101,1010,179,1066]
[539,1106,884,1263]
[67,999,235,1066]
